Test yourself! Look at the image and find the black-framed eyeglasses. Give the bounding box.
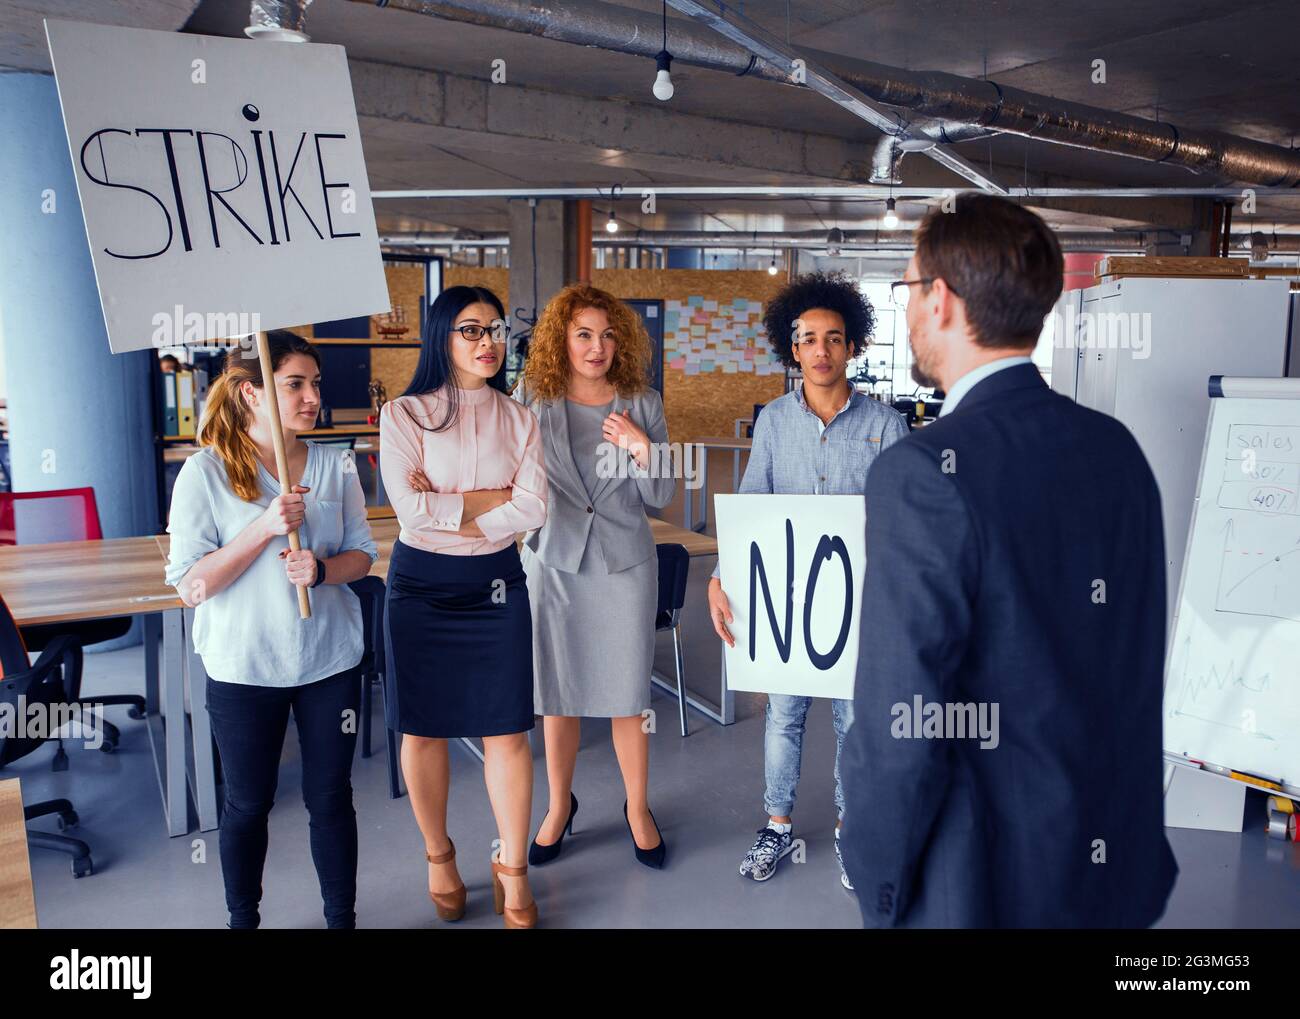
[890,277,959,308]
[451,323,508,342]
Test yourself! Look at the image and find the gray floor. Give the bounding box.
[11,469,1300,928]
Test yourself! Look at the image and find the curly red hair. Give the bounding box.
[521,284,652,400]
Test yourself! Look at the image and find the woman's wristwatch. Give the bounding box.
[311,556,327,588]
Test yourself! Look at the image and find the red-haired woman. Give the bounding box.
[514,284,675,870]
[165,330,377,929]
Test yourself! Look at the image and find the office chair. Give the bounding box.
[0,488,146,737]
[348,576,401,799]
[654,543,692,737]
[0,602,94,877]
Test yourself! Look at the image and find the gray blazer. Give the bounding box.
[513,382,675,574]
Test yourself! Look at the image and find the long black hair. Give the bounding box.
[403,285,509,432]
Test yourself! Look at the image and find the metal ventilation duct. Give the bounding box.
[246,0,314,43]
[357,0,1300,187]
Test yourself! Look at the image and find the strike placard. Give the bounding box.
[45,19,389,353]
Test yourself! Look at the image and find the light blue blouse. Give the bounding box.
[165,442,378,687]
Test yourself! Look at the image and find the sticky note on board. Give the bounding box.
[724,362,739,374]
[738,360,754,372]
[685,362,701,375]
[669,357,686,370]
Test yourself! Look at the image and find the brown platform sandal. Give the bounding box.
[491,859,538,929]
[427,839,467,922]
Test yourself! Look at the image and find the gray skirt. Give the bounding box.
[521,542,657,717]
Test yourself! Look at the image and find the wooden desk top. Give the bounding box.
[692,436,754,450]
[362,516,717,560]
[0,779,38,929]
[0,535,183,626]
[2,515,715,629]
[154,516,716,573]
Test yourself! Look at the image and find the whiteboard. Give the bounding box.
[1164,378,1300,787]
[45,19,389,353]
[715,494,863,700]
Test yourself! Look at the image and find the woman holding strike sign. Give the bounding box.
[165,330,378,930]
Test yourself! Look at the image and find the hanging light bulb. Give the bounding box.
[653,50,674,101]
[882,197,899,230]
[652,2,674,101]
[606,210,619,234]
[767,256,779,275]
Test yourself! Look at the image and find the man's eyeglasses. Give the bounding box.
[890,277,958,308]
[451,323,508,342]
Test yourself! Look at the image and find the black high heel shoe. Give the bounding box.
[528,792,578,866]
[623,800,666,869]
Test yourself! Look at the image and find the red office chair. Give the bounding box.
[0,487,103,546]
[0,487,145,728]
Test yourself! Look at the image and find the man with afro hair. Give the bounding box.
[708,270,908,891]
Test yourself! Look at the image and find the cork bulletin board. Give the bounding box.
[594,269,788,442]
[299,264,790,439]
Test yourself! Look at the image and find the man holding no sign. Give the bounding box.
[708,272,908,890]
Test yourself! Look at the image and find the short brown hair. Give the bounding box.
[914,194,1063,348]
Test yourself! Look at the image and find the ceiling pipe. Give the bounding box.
[355,0,1300,187]
[378,229,1300,253]
[246,0,313,42]
[872,120,1000,185]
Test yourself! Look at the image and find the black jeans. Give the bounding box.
[205,668,361,929]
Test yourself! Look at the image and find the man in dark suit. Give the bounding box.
[839,194,1177,928]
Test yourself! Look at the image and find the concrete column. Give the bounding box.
[507,198,586,330]
[0,73,157,542]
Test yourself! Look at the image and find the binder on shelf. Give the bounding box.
[158,371,178,437]
[191,367,209,432]
[176,370,196,438]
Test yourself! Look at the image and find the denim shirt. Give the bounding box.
[712,383,909,577]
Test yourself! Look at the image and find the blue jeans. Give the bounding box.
[764,695,854,819]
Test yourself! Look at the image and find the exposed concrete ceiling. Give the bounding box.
[5,0,1299,244]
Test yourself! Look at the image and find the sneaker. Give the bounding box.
[835,828,853,890]
[739,825,795,882]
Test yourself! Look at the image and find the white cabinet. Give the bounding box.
[1055,277,1294,622]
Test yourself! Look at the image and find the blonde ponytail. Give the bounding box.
[197,332,320,502]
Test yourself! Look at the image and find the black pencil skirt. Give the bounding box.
[384,539,535,738]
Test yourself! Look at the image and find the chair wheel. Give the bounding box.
[72,857,94,878]
[56,811,79,830]
[99,740,117,754]
[127,706,146,720]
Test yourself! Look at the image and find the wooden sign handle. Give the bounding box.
[255,331,311,620]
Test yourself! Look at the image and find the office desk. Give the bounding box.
[683,437,752,532]
[0,537,198,837]
[0,778,37,928]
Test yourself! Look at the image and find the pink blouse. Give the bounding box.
[379,385,548,556]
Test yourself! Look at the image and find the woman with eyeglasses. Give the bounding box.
[380,286,548,929]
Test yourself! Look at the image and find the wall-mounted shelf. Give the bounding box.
[310,338,421,347]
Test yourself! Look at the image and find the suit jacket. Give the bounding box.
[513,382,675,574]
[840,362,1177,928]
